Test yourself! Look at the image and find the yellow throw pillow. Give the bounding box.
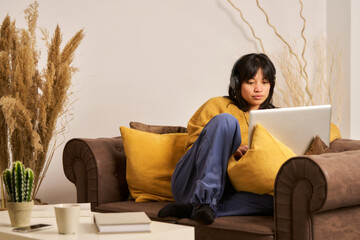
[120,126,188,202]
[330,123,341,142]
[227,124,296,195]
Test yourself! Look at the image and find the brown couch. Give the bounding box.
[63,129,360,240]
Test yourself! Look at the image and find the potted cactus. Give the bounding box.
[2,161,35,227]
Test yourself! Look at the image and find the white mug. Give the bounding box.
[54,204,80,234]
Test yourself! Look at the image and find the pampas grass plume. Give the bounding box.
[0,1,84,205]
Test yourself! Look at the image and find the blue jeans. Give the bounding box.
[171,113,273,217]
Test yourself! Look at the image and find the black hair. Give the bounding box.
[228,53,276,112]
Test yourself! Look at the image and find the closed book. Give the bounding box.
[94,212,151,233]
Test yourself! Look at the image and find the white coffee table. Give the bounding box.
[0,207,194,240]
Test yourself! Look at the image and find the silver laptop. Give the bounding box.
[248,105,331,155]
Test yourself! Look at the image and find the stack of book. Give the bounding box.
[93,212,151,233]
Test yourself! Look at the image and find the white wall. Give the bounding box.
[326,0,360,140]
[1,0,357,204]
[350,0,360,140]
[326,0,351,138]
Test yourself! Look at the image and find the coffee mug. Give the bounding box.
[54,204,80,234]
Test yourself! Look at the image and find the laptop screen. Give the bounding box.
[248,105,331,155]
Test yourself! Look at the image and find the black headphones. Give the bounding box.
[230,74,239,93]
[230,58,242,93]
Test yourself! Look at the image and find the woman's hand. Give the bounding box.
[234,145,248,160]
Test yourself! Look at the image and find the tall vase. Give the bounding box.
[7,201,34,227]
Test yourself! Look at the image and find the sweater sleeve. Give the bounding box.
[185,98,224,150]
[184,97,248,150]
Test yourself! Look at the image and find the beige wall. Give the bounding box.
[0,0,358,204]
[326,0,360,139]
[327,0,351,138]
[350,0,360,139]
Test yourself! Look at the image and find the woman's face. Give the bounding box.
[241,68,270,111]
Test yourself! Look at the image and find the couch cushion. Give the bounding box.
[305,135,338,155]
[96,201,274,240]
[96,201,178,223]
[120,126,187,202]
[329,138,360,152]
[179,216,274,240]
[129,121,188,134]
[330,123,341,142]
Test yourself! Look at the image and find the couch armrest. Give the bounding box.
[63,137,129,211]
[274,150,360,240]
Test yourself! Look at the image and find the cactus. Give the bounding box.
[3,169,13,202]
[24,168,34,202]
[2,161,34,202]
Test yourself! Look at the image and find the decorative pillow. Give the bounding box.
[330,123,341,142]
[227,124,296,195]
[129,122,188,134]
[120,126,188,202]
[305,135,338,155]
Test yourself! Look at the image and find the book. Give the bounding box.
[93,212,151,233]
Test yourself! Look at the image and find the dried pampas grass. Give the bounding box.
[0,1,84,207]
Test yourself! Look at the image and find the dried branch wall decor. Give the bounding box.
[227,0,343,124]
[0,1,84,207]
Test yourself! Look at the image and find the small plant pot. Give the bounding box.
[7,201,34,227]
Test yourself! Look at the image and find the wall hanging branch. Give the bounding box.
[227,0,343,124]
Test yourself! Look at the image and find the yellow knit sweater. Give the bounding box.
[185,97,341,150]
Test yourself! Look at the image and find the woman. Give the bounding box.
[158,53,276,224]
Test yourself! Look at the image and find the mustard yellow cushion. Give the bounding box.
[330,123,341,142]
[120,126,187,202]
[227,124,296,195]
